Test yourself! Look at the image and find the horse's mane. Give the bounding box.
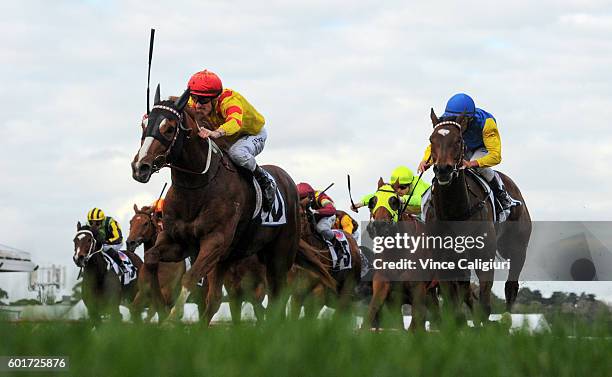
[78,223,104,244]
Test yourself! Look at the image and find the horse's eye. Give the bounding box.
[159,119,176,139]
[389,197,400,211]
[368,197,377,210]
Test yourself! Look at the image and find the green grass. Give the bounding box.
[2,316,611,377]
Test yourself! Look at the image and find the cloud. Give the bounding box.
[1,0,611,299]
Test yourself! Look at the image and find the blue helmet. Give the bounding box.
[442,93,475,117]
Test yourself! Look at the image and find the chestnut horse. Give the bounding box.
[131,88,334,323]
[363,179,436,331]
[127,204,189,321]
[72,222,142,324]
[127,204,267,323]
[288,200,362,320]
[426,110,531,325]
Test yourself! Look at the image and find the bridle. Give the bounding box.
[128,212,158,248]
[146,105,223,177]
[74,229,102,265]
[432,120,465,186]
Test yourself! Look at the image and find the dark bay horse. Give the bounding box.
[72,222,142,324]
[288,199,362,320]
[364,179,436,331]
[131,88,334,323]
[426,110,532,324]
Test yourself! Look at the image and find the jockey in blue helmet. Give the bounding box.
[418,93,519,213]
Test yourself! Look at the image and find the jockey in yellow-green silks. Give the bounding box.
[351,165,430,217]
[87,208,128,273]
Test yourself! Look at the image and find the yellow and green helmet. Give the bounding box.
[87,208,106,223]
[390,165,414,186]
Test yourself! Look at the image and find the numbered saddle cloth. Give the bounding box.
[326,230,353,271]
[251,174,287,226]
[102,251,138,285]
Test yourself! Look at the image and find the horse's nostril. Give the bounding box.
[139,163,151,175]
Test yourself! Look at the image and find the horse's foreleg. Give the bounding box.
[305,283,325,320]
[202,266,226,325]
[228,295,243,325]
[501,243,527,313]
[474,271,494,326]
[251,281,267,323]
[366,277,390,330]
[167,233,227,322]
[408,282,428,332]
[226,278,243,325]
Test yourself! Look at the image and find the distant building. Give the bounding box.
[0,244,37,273]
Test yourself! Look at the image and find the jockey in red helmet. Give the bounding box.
[297,183,337,243]
[187,69,276,212]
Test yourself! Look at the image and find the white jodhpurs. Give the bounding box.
[465,147,495,182]
[227,128,268,172]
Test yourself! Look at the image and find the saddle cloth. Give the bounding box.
[420,170,523,223]
[251,173,287,226]
[326,230,352,271]
[102,251,138,286]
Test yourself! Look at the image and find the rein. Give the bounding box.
[398,168,426,219]
[146,106,235,190]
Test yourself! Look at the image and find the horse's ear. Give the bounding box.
[456,112,469,133]
[430,108,439,127]
[377,177,384,188]
[175,88,190,110]
[77,221,82,231]
[133,203,139,213]
[391,179,400,191]
[154,84,161,105]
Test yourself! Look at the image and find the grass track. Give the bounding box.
[2,317,611,377]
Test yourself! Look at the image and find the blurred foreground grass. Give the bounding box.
[1,315,611,377]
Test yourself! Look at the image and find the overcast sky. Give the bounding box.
[1,0,611,302]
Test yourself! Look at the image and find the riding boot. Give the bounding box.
[253,165,277,212]
[488,176,516,211]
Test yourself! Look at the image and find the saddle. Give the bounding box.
[102,251,138,285]
[233,165,287,226]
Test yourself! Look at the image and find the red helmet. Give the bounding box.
[297,183,315,199]
[188,70,223,97]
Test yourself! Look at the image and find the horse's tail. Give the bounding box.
[296,239,337,292]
